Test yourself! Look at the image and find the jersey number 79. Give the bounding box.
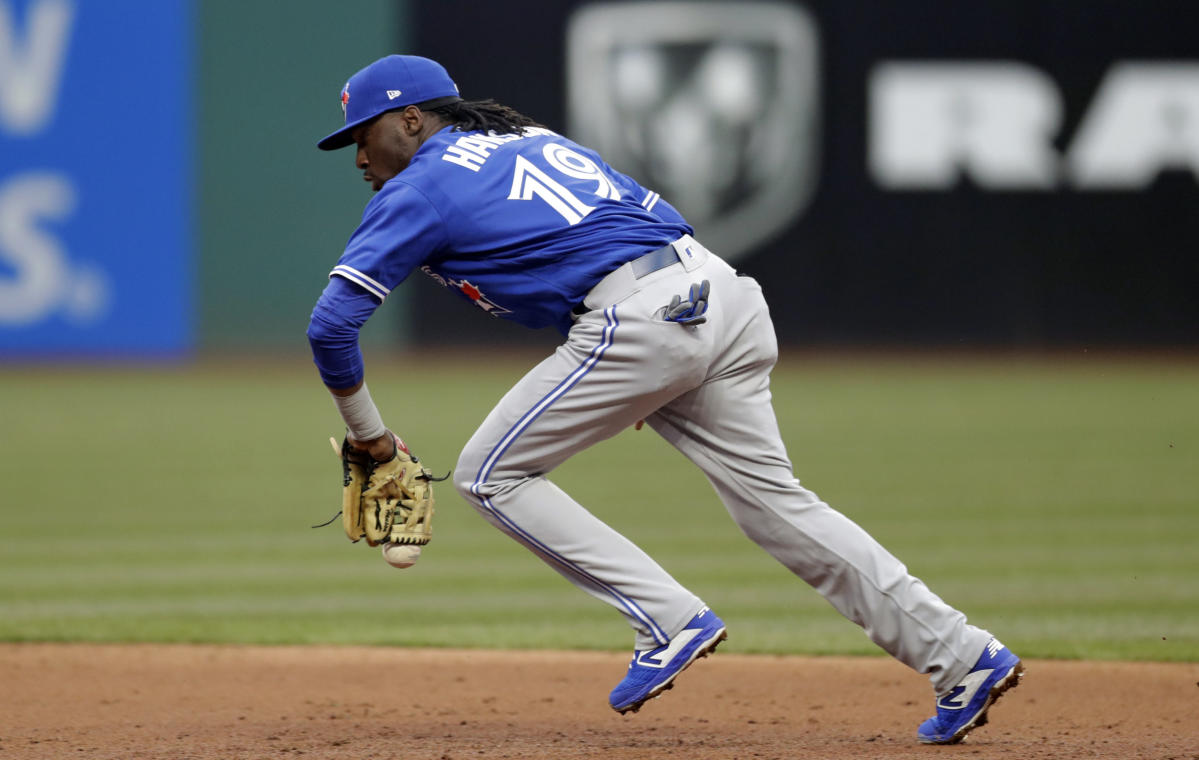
[508,143,622,225]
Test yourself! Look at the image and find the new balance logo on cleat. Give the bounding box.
[609,607,726,714]
[918,638,1024,744]
[936,669,992,710]
[635,629,701,668]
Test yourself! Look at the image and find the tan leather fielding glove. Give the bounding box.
[336,437,371,543]
[332,434,437,547]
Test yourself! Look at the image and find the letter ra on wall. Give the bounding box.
[868,60,1199,191]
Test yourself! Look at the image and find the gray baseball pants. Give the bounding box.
[454,235,991,694]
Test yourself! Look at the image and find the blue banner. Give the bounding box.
[0,0,191,356]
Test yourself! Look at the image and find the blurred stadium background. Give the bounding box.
[1,0,1196,661]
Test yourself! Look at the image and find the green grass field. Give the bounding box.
[1,351,1195,662]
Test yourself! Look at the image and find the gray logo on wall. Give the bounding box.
[567,1,820,263]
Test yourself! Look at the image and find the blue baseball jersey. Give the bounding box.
[330,126,692,333]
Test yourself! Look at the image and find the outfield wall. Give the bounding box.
[0,0,407,356]
[2,0,1195,357]
[0,0,192,356]
[412,0,1199,348]
[196,0,406,351]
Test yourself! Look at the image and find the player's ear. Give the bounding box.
[402,105,424,135]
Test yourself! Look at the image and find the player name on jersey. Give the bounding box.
[441,127,558,172]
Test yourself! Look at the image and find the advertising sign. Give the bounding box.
[414,0,1198,346]
[0,0,191,355]
[567,2,820,263]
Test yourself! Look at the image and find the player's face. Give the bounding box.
[351,112,419,191]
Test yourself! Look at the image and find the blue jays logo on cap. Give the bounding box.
[318,55,462,151]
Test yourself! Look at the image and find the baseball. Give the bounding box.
[381,542,421,568]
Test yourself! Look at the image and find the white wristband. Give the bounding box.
[331,382,387,442]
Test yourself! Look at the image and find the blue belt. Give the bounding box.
[628,244,680,278]
[572,244,678,317]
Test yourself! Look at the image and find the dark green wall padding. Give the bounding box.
[198,0,407,350]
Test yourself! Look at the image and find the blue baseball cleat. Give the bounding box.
[918,637,1025,744]
[609,607,727,714]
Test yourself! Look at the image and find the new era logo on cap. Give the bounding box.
[387,90,402,100]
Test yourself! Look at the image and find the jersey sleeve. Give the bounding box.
[331,181,448,301]
[306,276,379,389]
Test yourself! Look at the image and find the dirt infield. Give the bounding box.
[1,644,1195,759]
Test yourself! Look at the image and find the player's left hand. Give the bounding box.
[663,280,710,325]
[329,433,441,547]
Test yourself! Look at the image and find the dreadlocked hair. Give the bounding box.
[425,98,545,135]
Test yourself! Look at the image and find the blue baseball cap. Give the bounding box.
[317,55,461,151]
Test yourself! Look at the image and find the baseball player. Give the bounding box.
[306,54,1023,744]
